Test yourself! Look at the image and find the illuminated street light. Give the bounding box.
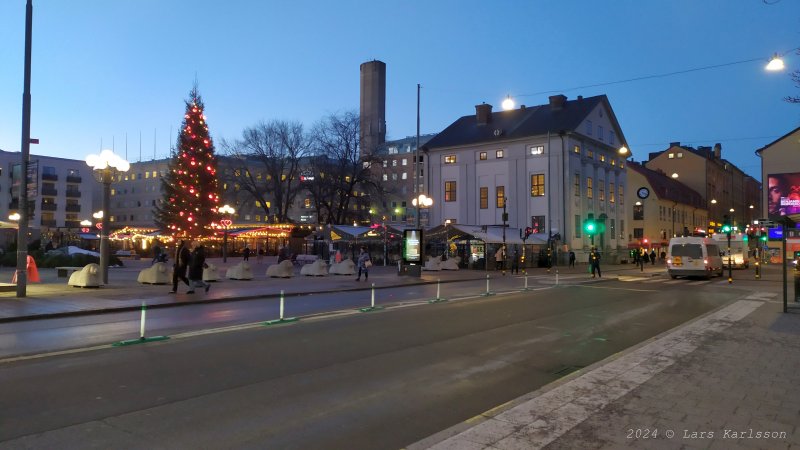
[501,95,515,111]
[218,204,236,263]
[671,173,679,179]
[86,149,130,284]
[766,53,785,71]
[618,146,629,155]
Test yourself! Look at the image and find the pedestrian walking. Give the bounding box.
[355,246,372,281]
[187,242,210,294]
[590,247,602,278]
[169,240,191,294]
[638,248,646,272]
[650,249,657,265]
[569,251,576,268]
[511,250,520,274]
[495,246,505,271]
[243,246,251,261]
[151,242,162,265]
[257,247,264,264]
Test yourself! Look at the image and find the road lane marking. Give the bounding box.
[419,299,763,450]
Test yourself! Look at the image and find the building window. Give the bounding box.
[598,126,604,141]
[388,146,398,154]
[574,173,580,196]
[480,187,488,209]
[573,145,580,154]
[392,173,398,180]
[634,204,644,220]
[444,155,457,164]
[677,152,683,158]
[496,186,505,208]
[304,198,311,208]
[611,159,616,166]
[600,154,606,162]
[610,183,615,203]
[668,153,674,159]
[599,182,605,201]
[609,131,615,145]
[575,214,582,238]
[479,151,487,160]
[587,177,593,199]
[531,174,545,197]
[445,181,456,201]
[496,150,504,159]
[586,120,593,135]
[401,172,407,180]
[529,145,544,155]
[383,161,388,168]
[587,150,593,159]
[619,186,624,205]
[634,228,644,239]
[531,215,545,234]
[382,174,388,181]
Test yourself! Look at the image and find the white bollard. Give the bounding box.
[524,275,528,290]
[437,278,441,300]
[279,290,285,320]
[139,302,146,339]
[556,269,559,286]
[371,283,376,308]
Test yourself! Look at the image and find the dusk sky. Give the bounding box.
[1,1,798,179]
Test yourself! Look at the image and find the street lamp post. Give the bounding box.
[219,204,235,263]
[412,193,433,264]
[86,149,130,285]
[444,219,451,258]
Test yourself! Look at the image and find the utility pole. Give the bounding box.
[16,0,33,298]
[502,196,508,275]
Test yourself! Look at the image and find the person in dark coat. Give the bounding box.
[649,249,657,265]
[511,250,520,274]
[243,246,251,261]
[589,247,602,278]
[569,251,576,268]
[355,246,371,281]
[151,243,162,265]
[169,240,191,294]
[187,243,210,294]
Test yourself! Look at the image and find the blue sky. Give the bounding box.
[0,0,798,178]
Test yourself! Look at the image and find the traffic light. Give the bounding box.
[722,215,731,234]
[760,235,767,242]
[583,213,597,235]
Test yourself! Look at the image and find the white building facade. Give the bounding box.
[425,95,630,263]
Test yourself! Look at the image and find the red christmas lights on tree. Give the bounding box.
[154,86,221,236]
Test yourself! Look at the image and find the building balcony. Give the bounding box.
[64,220,81,228]
[66,175,82,183]
[41,187,58,196]
[65,189,81,198]
[40,219,56,227]
[65,204,81,212]
[40,203,57,212]
[42,173,58,181]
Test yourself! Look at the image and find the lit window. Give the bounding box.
[392,160,397,167]
[496,150,504,158]
[496,186,505,207]
[383,161,388,167]
[445,181,457,201]
[668,153,674,159]
[610,183,615,203]
[480,187,488,209]
[677,152,683,158]
[574,173,580,196]
[619,187,624,205]
[444,155,456,164]
[530,146,544,155]
[401,172,407,180]
[573,145,580,154]
[531,174,545,197]
[479,152,487,160]
[600,154,606,162]
[402,158,407,166]
[304,198,311,208]
[587,150,593,159]
[599,182,605,201]
[587,177,593,199]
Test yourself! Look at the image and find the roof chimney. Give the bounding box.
[577,95,583,101]
[669,141,680,148]
[475,103,493,125]
[713,143,721,159]
[549,94,567,111]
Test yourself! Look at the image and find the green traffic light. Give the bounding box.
[760,235,767,242]
[722,225,731,233]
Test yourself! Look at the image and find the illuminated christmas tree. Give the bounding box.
[155,86,221,236]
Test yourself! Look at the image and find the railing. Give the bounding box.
[66,175,82,183]
[41,187,58,196]
[40,219,56,227]
[64,221,81,228]
[65,189,81,198]
[42,173,58,181]
[40,203,57,211]
[65,204,81,212]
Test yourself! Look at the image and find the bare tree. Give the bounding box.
[786,49,800,103]
[222,120,308,222]
[308,111,381,224]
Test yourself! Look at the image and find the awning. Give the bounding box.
[78,233,100,240]
[429,224,547,245]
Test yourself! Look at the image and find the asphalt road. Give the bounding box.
[0,278,743,449]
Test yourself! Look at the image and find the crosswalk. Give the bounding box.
[618,276,716,286]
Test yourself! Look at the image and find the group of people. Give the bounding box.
[633,248,660,269]
[169,240,211,294]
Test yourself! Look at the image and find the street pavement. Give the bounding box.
[1,257,798,449]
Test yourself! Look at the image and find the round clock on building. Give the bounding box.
[637,187,650,199]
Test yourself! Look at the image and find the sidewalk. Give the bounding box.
[0,258,666,323]
[412,269,800,449]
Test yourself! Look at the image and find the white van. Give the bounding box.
[710,233,749,269]
[666,237,724,279]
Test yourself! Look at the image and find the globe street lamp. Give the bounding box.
[219,204,235,262]
[412,194,433,228]
[8,213,20,247]
[86,149,130,284]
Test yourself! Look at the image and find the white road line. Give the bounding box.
[662,280,684,284]
[421,299,763,450]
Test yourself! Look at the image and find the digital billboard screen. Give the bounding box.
[767,172,800,223]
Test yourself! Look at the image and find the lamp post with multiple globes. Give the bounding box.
[86,150,130,284]
[219,204,236,262]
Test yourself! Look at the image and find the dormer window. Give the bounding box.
[444,155,456,164]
